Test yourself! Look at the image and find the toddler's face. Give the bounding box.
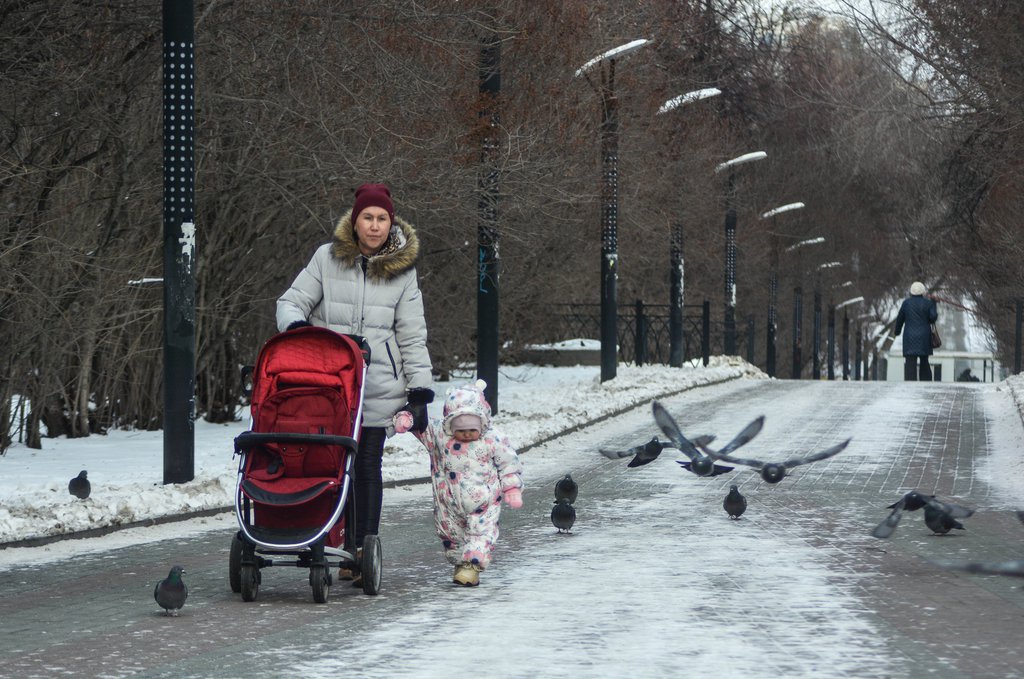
[453,429,481,443]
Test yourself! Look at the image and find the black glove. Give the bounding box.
[286,320,312,331]
[406,387,434,433]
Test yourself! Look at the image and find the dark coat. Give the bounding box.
[894,295,938,356]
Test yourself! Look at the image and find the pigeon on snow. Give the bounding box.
[154,565,188,616]
[551,499,576,534]
[554,474,578,504]
[68,470,91,499]
[723,485,747,519]
[652,401,742,477]
[707,437,850,484]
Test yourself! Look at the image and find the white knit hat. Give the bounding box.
[910,281,926,296]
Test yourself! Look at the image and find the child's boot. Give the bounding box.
[453,563,480,587]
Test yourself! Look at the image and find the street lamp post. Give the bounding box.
[715,151,767,355]
[576,39,650,383]
[760,202,805,377]
[658,88,721,367]
[786,236,824,378]
[813,261,843,379]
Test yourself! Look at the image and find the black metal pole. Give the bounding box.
[702,300,711,367]
[723,172,737,355]
[1015,298,1022,374]
[812,289,822,380]
[842,310,850,380]
[766,230,778,376]
[477,34,501,412]
[854,328,862,380]
[162,0,195,484]
[599,64,619,382]
[669,223,684,367]
[827,304,836,380]
[792,285,803,379]
[635,299,646,366]
[746,314,755,365]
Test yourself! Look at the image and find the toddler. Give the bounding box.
[394,379,523,586]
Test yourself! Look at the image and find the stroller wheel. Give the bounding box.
[310,564,330,604]
[360,534,383,595]
[228,533,243,593]
[240,563,260,602]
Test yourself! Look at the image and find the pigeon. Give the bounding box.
[554,474,578,503]
[709,438,850,484]
[924,502,967,535]
[68,470,91,499]
[723,485,747,519]
[600,435,716,468]
[887,490,973,518]
[551,499,576,533]
[932,559,1024,579]
[652,401,739,477]
[872,495,973,538]
[154,565,188,616]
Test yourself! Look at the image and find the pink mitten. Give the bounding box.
[503,488,523,509]
[394,411,414,433]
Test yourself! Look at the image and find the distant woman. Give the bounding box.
[276,183,434,584]
[893,281,938,381]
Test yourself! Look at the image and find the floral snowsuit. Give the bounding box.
[407,381,523,569]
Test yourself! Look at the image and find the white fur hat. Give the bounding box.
[910,281,926,296]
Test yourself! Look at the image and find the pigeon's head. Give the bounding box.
[77,470,88,479]
[168,565,186,580]
[760,464,786,484]
[691,456,714,476]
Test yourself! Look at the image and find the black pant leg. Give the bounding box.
[904,357,918,381]
[919,356,932,381]
[352,426,386,547]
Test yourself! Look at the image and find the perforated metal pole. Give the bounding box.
[162,0,195,484]
[599,64,619,382]
[476,34,501,411]
[723,172,737,355]
[669,223,684,367]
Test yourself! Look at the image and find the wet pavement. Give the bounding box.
[0,379,1022,678]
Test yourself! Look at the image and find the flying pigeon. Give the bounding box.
[709,438,850,484]
[723,485,747,519]
[554,474,578,504]
[652,401,739,477]
[600,435,716,468]
[551,499,576,534]
[924,502,967,535]
[932,559,1024,579]
[154,565,188,616]
[68,470,91,500]
[887,490,973,518]
[872,495,973,538]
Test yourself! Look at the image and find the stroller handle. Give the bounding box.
[234,431,358,453]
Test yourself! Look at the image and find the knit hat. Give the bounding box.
[910,281,926,296]
[451,414,482,432]
[351,183,394,223]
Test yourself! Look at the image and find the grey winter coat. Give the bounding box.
[276,211,433,428]
[894,294,938,357]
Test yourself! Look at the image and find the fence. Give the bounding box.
[550,301,754,367]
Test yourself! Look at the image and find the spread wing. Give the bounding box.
[932,559,1024,578]
[652,401,703,462]
[924,497,974,519]
[781,438,850,468]
[872,498,905,539]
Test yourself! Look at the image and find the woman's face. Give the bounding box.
[354,206,392,256]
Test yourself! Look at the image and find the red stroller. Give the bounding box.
[229,326,381,602]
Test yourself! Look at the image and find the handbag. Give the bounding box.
[930,323,941,349]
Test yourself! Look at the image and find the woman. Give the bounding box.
[277,183,434,583]
[893,281,938,381]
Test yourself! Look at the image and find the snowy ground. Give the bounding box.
[0,354,766,546]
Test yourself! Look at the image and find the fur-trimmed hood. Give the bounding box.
[330,210,420,281]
